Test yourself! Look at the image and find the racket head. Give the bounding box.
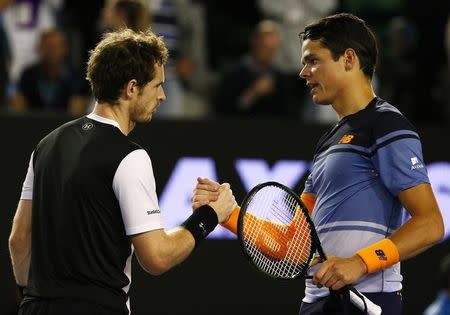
[237,181,317,279]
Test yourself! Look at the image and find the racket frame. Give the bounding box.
[237,181,324,279]
[236,181,382,315]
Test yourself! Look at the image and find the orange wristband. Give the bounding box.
[356,239,400,273]
[220,206,240,235]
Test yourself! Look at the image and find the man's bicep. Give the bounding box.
[300,192,316,214]
[131,228,165,261]
[131,228,186,275]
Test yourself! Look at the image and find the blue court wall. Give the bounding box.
[0,114,449,315]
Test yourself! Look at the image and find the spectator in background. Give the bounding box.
[1,0,62,85]
[423,253,450,315]
[257,0,338,118]
[257,0,338,75]
[216,20,290,117]
[59,0,104,74]
[9,29,89,115]
[100,0,206,119]
[148,0,199,119]
[101,0,150,32]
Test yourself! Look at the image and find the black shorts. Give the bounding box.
[18,297,128,315]
[299,291,402,315]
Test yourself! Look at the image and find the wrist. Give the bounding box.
[353,254,368,275]
[182,205,218,248]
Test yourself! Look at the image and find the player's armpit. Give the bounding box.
[300,193,316,214]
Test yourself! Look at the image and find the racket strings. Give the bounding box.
[242,185,314,278]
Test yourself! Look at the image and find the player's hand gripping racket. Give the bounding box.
[237,181,382,315]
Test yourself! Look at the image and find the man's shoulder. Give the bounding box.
[373,98,402,115]
[370,98,418,141]
[37,117,139,149]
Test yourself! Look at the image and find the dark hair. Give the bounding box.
[86,29,168,104]
[300,13,378,79]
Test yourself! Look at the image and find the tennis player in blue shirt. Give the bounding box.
[193,13,444,315]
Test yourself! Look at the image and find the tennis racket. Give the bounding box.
[237,181,381,315]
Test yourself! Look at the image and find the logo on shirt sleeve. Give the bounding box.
[146,209,161,215]
[410,156,424,170]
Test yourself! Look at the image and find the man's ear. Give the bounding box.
[343,48,357,71]
[124,79,138,99]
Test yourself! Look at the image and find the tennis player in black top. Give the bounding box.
[9,29,236,315]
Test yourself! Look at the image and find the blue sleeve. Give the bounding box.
[371,112,429,196]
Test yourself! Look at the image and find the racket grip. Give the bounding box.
[349,290,382,315]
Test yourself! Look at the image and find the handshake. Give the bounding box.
[191,177,237,224]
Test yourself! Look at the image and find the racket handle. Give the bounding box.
[349,289,382,315]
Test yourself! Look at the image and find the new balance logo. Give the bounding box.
[339,134,354,144]
[146,209,161,215]
[374,249,387,261]
[410,156,424,170]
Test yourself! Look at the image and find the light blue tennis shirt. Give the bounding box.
[303,97,430,303]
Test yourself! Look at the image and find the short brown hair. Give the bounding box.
[86,29,168,104]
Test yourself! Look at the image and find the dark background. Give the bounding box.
[1,115,449,315]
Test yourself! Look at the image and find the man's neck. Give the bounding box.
[92,102,135,135]
[331,79,376,119]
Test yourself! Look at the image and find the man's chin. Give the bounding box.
[135,115,153,124]
[312,95,330,105]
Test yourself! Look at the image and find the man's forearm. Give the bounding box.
[389,212,443,261]
[9,238,31,286]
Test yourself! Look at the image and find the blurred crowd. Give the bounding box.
[0,0,448,125]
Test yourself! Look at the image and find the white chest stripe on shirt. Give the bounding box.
[317,220,394,234]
